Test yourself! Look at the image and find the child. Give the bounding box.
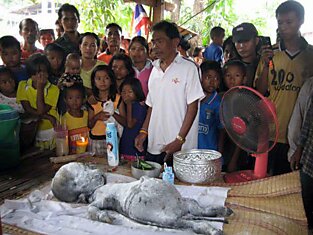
[0,66,24,113]
[87,65,122,156]
[193,46,204,65]
[0,66,38,151]
[222,60,250,172]
[198,61,223,152]
[203,26,225,64]
[62,83,89,153]
[222,60,246,91]
[109,53,136,93]
[119,78,147,160]
[0,36,28,83]
[39,29,55,49]
[57,53,83,115]
[44,43,65,85]
[58,53,82,88]
[19,18,43,63]
[16,54,59,150]
[222,36,238,64]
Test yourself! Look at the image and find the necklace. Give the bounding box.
[207,92,217,106]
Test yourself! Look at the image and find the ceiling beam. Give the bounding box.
[124,0,176,12]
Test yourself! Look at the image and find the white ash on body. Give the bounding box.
[52,162,232,235]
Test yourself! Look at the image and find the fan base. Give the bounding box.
[224,170,267,183]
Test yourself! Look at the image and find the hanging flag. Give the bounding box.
[132,4,151,37]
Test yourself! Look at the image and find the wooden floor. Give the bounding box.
[0,148,56,204]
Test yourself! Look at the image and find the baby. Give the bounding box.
[57,53,83,89]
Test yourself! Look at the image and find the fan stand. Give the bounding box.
[224,129,269,183]
[223,152,268,183]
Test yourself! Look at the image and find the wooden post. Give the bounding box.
[152,0,164,24]
[124,0,176,25]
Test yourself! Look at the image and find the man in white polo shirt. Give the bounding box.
[135,20,204,165]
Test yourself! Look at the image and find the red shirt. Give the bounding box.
[21,47,44,64]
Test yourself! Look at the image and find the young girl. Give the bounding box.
[62,83,89,153]
[119,78,147,160]
[87,65,123,156]
[44,43,65,84]
[16,54,59,150]
[109,53,136,93]
[0,66,24,113]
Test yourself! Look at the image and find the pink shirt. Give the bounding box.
[134,60,153,97]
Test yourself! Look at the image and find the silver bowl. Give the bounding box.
[173,149,222,184]
[131,161,162,180]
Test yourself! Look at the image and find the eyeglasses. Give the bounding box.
[203,76,218,82]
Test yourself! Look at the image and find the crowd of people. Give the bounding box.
[0,1,312,230]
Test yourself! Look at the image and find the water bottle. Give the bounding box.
[162,164,175,185]
[106,122,119,167]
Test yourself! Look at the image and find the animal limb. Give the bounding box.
[182,198,233,217]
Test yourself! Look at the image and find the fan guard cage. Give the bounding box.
[220,86,278,154]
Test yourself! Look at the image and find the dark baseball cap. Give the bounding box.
[232,23,258,43]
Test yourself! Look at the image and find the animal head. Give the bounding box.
[51,162,106,203]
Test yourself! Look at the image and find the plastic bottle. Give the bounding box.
[162,164,175,185]
[106,122,119,167]
[54,125,69,156]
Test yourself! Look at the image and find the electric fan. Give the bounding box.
[220,86,278,183]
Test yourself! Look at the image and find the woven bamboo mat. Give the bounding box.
[3,223,42,235]
[215,171,301,197]
[227,193,307,222]
[224,207,307,235]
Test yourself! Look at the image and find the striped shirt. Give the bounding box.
[299,95,313,178]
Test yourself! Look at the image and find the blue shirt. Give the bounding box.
[198,91,222,150]
[203,43,223,64]
[11,65,28,83]
[120,102,147,156]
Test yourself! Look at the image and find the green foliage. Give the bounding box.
[177,0,283,46]
[202,0,237,45]
[73,0,133,36]
[176,0,236,46]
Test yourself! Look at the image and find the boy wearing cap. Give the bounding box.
[232,22,260,87]
[203,26,225,65]
[254,1,313,176]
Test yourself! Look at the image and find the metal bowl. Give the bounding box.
[131,161,162,180]
[173,149,222,184]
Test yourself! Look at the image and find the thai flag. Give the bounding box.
[133,4,151,36]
